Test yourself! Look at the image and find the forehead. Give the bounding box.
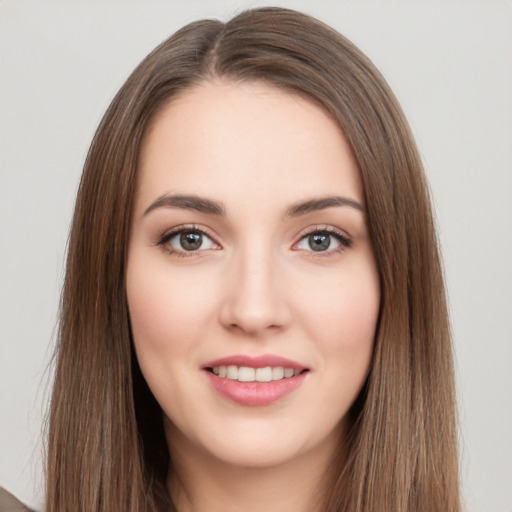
[136,81,363,211]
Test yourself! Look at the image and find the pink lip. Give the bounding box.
[205,371,307,406]
[202,354,309,406]
[203,354,307,371]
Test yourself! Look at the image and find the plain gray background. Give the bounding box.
[1,1,511,510]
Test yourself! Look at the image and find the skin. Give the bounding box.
[126,81,380,512]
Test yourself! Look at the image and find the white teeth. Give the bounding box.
[227,365,238,379]
[238,367,255,382]
[272,367,284,380]
[210,365,302,382]
[255,367,272,382]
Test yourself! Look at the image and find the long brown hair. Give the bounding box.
[46,7,460,511]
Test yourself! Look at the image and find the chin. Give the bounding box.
[210,436,304,468]
[166,413,343,470]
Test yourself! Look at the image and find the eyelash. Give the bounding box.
[156,224,219,257]
[295,227,352,258]
[156,225,352,258]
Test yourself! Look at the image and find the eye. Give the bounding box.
[295,229,351,253]
[158,227,219,254]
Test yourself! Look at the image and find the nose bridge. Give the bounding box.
[221,238,288,335]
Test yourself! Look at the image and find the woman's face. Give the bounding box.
[126,81,380,469]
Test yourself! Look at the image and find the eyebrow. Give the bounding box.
[144,194,226,216]
[284,196,364,217]
[143,193,364,218]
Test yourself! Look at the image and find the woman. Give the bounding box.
[45,7,460,512]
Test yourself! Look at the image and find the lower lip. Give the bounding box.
[204,371,307,406]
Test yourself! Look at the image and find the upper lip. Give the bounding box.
[203,354,308,371]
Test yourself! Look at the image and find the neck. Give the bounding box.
[166,425,341,512]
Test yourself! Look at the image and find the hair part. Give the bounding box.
[46,7,460,512]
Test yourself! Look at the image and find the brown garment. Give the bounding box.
[0,488,34,512]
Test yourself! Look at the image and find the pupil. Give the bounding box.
[180,231,202,251]
[309,233,330,251]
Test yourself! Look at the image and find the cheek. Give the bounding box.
[126,259,222,421]
[126,261,215,366]
[292,256,380,415]
[296,262,380,355]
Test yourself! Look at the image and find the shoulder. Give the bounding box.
[0,488,34,512]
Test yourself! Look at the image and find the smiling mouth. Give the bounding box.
[206,365,308,382]
[204,359,309,405]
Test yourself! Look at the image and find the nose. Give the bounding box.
[219,247,291,336]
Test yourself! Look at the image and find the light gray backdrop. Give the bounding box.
[1,1,511,510]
